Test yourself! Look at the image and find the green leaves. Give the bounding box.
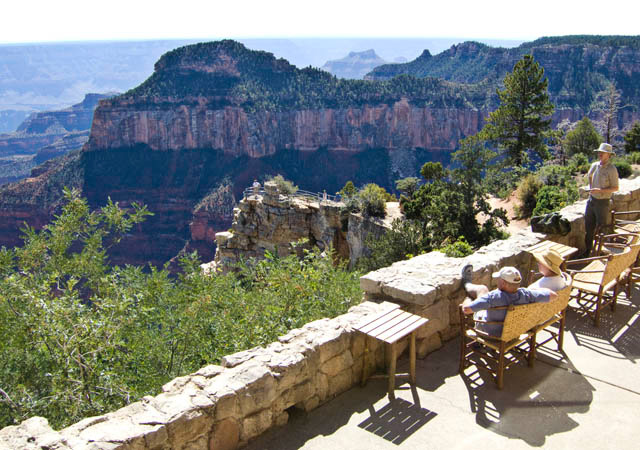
[0,191,361,429]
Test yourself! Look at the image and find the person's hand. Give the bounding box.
[461,299,473,315]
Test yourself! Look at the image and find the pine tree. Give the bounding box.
[481,54,555,167]
[564,117,603,158]
[624,122,640,153]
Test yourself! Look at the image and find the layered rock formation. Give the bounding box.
[0,94,114,185]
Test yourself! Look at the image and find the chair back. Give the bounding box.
[601,243,640,287]
[500,283,572,342]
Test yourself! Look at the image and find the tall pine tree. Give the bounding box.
[481,54,554,167]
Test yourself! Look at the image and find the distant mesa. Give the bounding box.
[321,49,388,79]
[0,93,116,185]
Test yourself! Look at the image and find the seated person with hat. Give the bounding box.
[528,248,571,291]
[460,264,558,336]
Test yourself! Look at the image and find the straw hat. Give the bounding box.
[594,143,614,154]
[532,248,563,276]
[492,266,522,284]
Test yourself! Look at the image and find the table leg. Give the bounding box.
[388,342,396,398]
[410,332,416,384]
[361,335,369,387]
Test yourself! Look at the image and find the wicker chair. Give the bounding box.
[566,242,640,326]
[459,285,572,389]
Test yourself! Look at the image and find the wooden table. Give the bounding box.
[525,240,579,282]
[354,305,429,398]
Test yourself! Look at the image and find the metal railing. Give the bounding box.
[242,187,342,203]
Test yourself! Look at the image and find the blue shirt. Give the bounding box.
[468,288,551,336]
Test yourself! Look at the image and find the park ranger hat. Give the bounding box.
[492,266,522,284]
[594,143,614,154]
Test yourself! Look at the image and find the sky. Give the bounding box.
[2,0,639,44]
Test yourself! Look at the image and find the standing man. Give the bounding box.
[584,143,619,256]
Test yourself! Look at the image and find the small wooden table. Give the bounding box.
[355,305,429,398]
[525,240,579,282]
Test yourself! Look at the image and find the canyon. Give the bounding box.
[0,38,638,266]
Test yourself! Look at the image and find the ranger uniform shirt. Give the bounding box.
[588,160,619,200]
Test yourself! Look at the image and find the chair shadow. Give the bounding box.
[460,345,594,447]
[566,287,640,362]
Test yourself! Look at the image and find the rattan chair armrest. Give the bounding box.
[566,255,611,265]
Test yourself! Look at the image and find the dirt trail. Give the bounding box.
[487,193,529,235]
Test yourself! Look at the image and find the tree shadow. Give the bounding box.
[460,347,594,447]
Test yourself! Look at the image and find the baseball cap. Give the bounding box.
[492,266,522,284]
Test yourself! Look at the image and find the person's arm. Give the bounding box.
[462,295,491,315]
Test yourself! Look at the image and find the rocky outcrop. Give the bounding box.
[0,94,113,185]
[213,182,349,271]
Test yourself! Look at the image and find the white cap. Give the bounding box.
[492,266,522,284]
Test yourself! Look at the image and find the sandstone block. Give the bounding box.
[417,332,442,358]
[209,418,239,450]
[233,362,277,416]
[327,369,353,397]
[301,395,320,412]
[165,408,214,450]
[320,350,354,377]
[241,409,272,442]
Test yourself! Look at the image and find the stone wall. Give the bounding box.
[0,301,397,450]
[5,177,640,448]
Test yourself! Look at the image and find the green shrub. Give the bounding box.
[515,174,543,218]
[613,159,633,178]
[567,153,590,174]
[268,174,298,194]
[440,236,473,258]
[357,219,428,272]
[0,191,362,429]
[531,185,570,216]
[358,183,387,218]
[395,177,420,198]
[625,152,640,164]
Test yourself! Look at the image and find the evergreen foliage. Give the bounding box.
[267,174,298,194]
[358,184,387,218]
[516,164,579,218]
[624,122,640,153]
[0,190,362,429]
[123,41,493,113]
[360,135,507,271]
[564,117,603,157]
[480,55,555,167]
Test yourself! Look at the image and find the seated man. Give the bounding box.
[461,266,558,336]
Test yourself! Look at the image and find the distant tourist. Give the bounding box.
[252,179,260,196]
[584,143,619,256]
[460,265,557,336]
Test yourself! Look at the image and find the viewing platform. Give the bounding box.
[245,296,640,449]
